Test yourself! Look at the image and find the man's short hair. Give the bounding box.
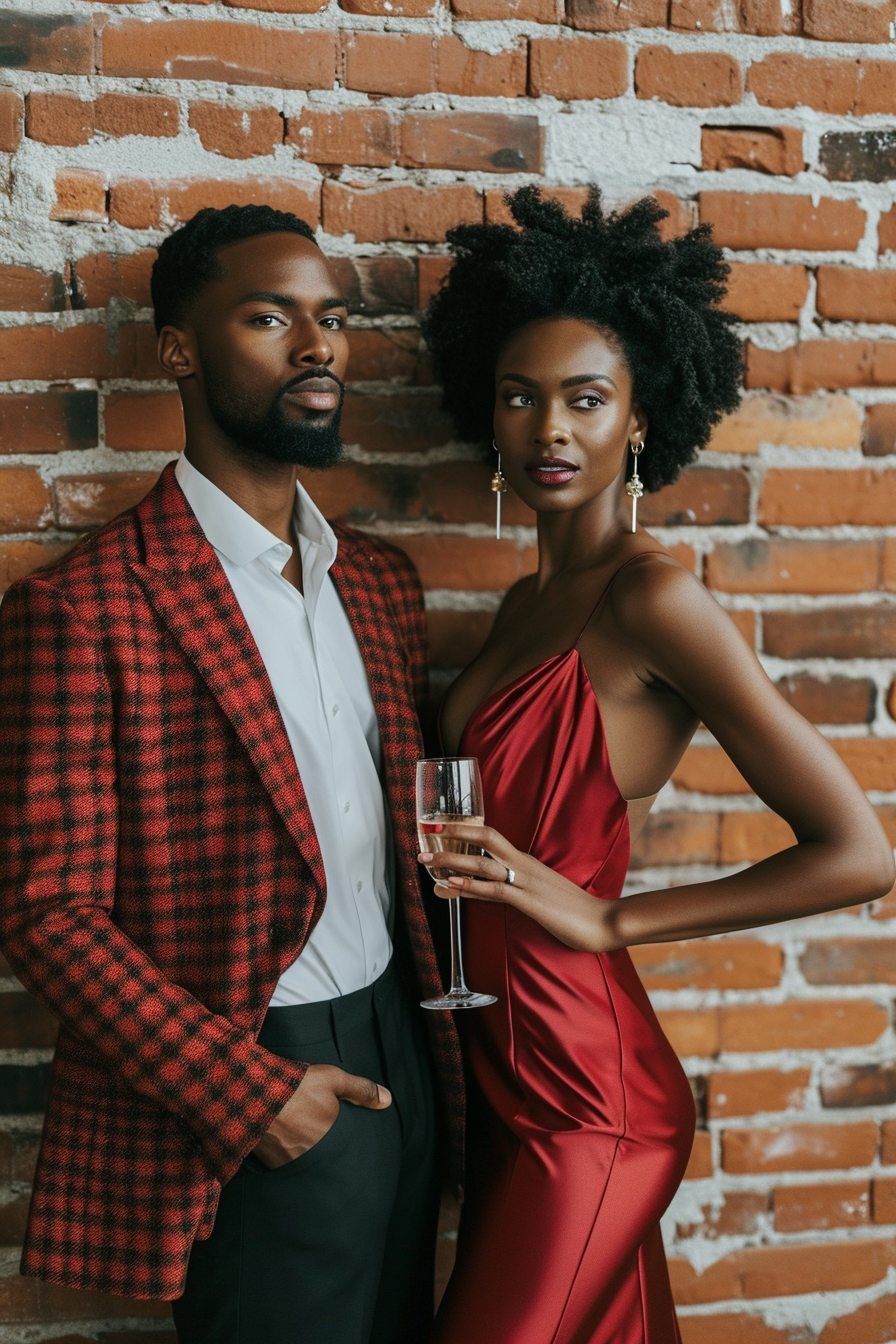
[150,204,318,334]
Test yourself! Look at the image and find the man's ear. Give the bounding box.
[158,326,194,381]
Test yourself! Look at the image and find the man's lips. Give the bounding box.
[281,377,341,412]
[525,457,579,486]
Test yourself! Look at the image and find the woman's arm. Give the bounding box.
[421,563,894,953]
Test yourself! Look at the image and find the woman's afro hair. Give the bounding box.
[421,186,743,493]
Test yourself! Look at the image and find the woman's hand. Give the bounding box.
[418,822,624,954]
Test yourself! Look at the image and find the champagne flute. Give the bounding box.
[417,757,498,1011]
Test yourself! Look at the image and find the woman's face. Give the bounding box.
[493,317,647,517]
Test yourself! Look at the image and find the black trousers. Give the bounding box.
[173,961,438,1344]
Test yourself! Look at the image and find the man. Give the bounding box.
[0,205,463,1343]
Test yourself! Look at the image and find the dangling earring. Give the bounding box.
[491,440,508,541]
[626,440,645,533]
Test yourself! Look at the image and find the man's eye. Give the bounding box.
[321,315,345,330]
[253,314,282,327]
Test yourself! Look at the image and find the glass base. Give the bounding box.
[420,988,498,1011]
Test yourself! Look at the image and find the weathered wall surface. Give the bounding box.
[1,0,896,1340]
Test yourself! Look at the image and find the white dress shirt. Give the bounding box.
[175,453,393,1005]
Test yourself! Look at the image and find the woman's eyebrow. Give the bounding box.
[499,372,618,389]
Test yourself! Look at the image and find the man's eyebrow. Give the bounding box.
[499,372,618,390]
[239,291,349,310]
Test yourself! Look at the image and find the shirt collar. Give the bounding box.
[174,452,338,582]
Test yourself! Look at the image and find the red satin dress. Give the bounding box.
[432,578,696,1344]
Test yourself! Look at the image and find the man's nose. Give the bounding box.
[290,317,334,367]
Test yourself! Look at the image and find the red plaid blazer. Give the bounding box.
[0,462,463,1300]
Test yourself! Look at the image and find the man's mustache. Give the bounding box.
[278,369,346,400]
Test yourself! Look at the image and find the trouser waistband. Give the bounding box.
[257,960,401,1051]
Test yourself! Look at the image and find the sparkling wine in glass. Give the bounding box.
[417,757,498,1011]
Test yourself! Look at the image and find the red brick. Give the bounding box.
[72,252,154,309]
[427,610,494,670]
[775,674,875,725]
[883,1120,896,1163]
[701,124,803,176]
[331,257,416,317]
[774,1180,870,1232]
[818,1296,896,1344]
[676,1191,769,1240]
[706,537,879,594]
[345,329,419,384]
[224,0,327,10]
[0,89,23,152]
[762,466,896,527]
[889,677,896,721]
[873,1179,896,1223]
[341,392,455,453]
[720,1000,888,1051]
[655,1009,721,1056]
[740,0,800,27]
[54,473,160,528]
[340,0,434,11]
[725,1123,878,1174]
[288,108,395,168]
[0,264,64,313]
[296,462,421,525]
[399,113,541,174]
[110,177,319,231]
[0,12,94,75]
[452,0,560,15]
[675,1239,896,1304]
[887,538,896,591]
[636,47,743,108]
[700,191,866,250]
[683,1131,713,1179]
[0,324,158,383]
[748,54,861,115]
[26,92,179,146]
[818,266,896,323]
[764,606,896,659]
[881,205,896,253]
[484,185,590,226]
[853,61,896,116]
[746,339,896,392]
[528,36,628,99]
[672,746,750,795]
[189,102,281,158]
[567,0,668,29]
[831,738,896,792]
[721,263,809,321]
[322,182,481,244]
[821,1063,896,1108]
[11,1131,43,1185]
[653,190,699,241]
[729,609,756,646]
[51,168,107,223]
[384,535,536,592]
[708,1068,811,1118]
[639,467,750,525]
[671,0,739,30]
[804,0,894,40]
[709,391,861,453]
[0,991,57,1049]
[629,811,720,869]
[679,1313,801,1344]
[436,35,528,97]
[0,542,75,595]
[0,468,52,533]
[864,403,896,456]
[630,939,782,990]
[0,389,97,454]
[101,20,336,88]
[105,392,184,453]
[719,812,795,863]
[872,882,896,921]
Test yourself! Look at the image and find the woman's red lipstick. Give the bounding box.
[526,457,579,486]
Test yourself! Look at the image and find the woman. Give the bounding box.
[418,187,894,1344]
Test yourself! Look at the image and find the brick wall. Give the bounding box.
[2,1,896,1340]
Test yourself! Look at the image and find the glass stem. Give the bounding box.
[448,896,469,994]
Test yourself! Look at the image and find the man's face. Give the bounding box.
[183,232,350,469]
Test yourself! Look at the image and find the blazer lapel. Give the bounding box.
[329,534,421,869]
[129,464,325,896]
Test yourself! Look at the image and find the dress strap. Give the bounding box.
[574,552,669,646]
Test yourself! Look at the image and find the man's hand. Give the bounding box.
[253,1063,392,1170]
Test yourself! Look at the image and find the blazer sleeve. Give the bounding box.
[0,577,307,1184]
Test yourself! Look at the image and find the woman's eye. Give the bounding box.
[507,392,535,407]
[573,393,604,409]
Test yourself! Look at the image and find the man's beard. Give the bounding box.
[206,370,346,470]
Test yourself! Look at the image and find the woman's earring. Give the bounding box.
[491,440,508,541]
[626,440,645,533]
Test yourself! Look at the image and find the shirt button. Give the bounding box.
[356,880,363,892]
[332,704,339,717]
[344,800,351,813]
